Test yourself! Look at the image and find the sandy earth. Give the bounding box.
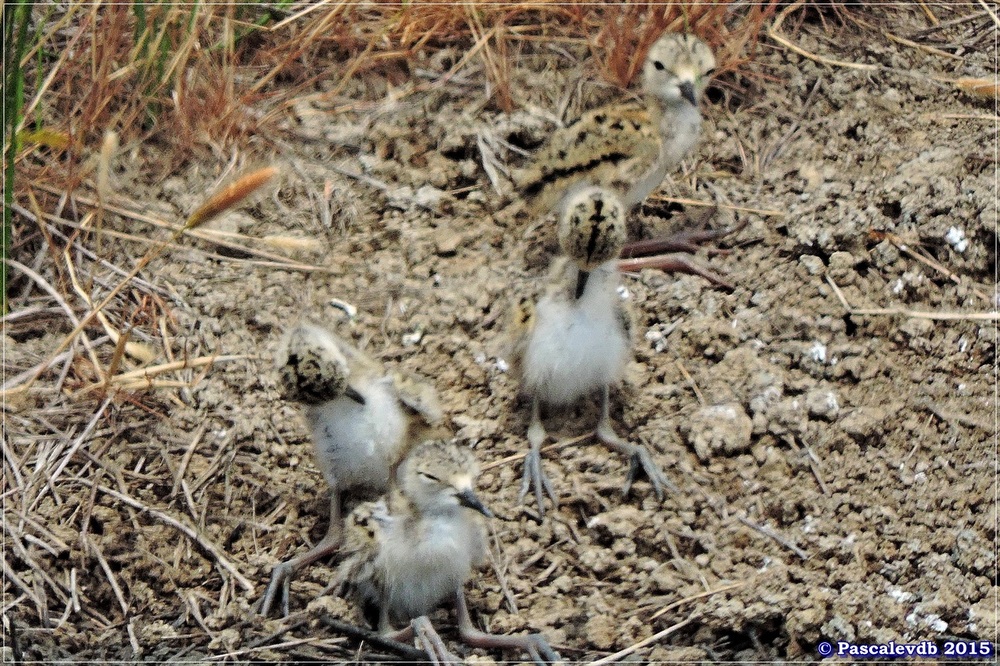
[5,6,997,663]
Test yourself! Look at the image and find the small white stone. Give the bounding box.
[945,226,968,253]
[801,514,818,534]
[926,614,948,632]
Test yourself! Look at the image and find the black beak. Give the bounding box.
[456,488,493,518]
[575,270,590,299]
[680,81,696,105]
[345,385,366,405]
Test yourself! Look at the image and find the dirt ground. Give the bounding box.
[5,5,997,663]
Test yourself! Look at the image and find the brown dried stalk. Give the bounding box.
[86,482,254,593]
[185,166,279,229]
[953,77,999,100]
[8,166,277,397]
[826,276,999,322]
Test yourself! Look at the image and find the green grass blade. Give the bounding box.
[3,0,32,314]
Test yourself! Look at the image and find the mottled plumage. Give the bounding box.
[508,187,671,517]
[337,440,558,664]
[514,33,716,215]
[338,440,488,631]
[259,323,444,616]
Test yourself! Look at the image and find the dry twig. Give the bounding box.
[826,276,999,322]
[590,612,698,665]
[736,515,809,560]
[975,0,1000,28]
[768,2,878,72]
[85,483,254,593]
[647,580,748,622]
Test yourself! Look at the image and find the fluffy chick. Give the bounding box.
[514,33,716,215]
[508,187,671,517]
[338,439,559,664]
[259,323,443,616]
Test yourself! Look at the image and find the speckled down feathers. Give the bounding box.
[556,184,628,270]
[514,103,657,214]
[508,188,633,405]
[276,324,353,405]
[514,32,716,214]
[337,440,488,631]
[276,323,444,494]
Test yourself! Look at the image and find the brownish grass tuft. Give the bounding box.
[185,165,279,230]
[273,1,779,111]
[15,2,779,199]
[17,5,287,185]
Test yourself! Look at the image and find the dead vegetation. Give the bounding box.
[4,1,996,662]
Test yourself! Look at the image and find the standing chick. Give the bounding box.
[508,186,671,517]
[514,33,716,215]
[259,323,443,616]
[338,439,559,664]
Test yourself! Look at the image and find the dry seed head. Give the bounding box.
[185,166,279,230]
[259,235,324,254]
[953,78,998,101]
[97,130,119,200]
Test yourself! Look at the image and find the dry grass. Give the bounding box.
[7,0,781,406]
[271,2,778,107]
[6,0,991,661]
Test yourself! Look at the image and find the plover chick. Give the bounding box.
[514,32,716,215]
[259,323,444,616]
[508,186,672,517]
[337,439,559,665]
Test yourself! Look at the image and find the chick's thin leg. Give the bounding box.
[618,218,747,290]
[594,385,674,499]
[385,616,462,666]
[618,253,733,290]
[455,591,561,665]
[259,490,343,616]
[519,397,558,517]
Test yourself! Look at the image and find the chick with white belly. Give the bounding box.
[510,186,671,517]
[338,439,559,664]
[259,324,443,616]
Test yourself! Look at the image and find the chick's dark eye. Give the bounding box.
[704,67,716,76]
[653,60,666,71]
[420,472,441,482]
